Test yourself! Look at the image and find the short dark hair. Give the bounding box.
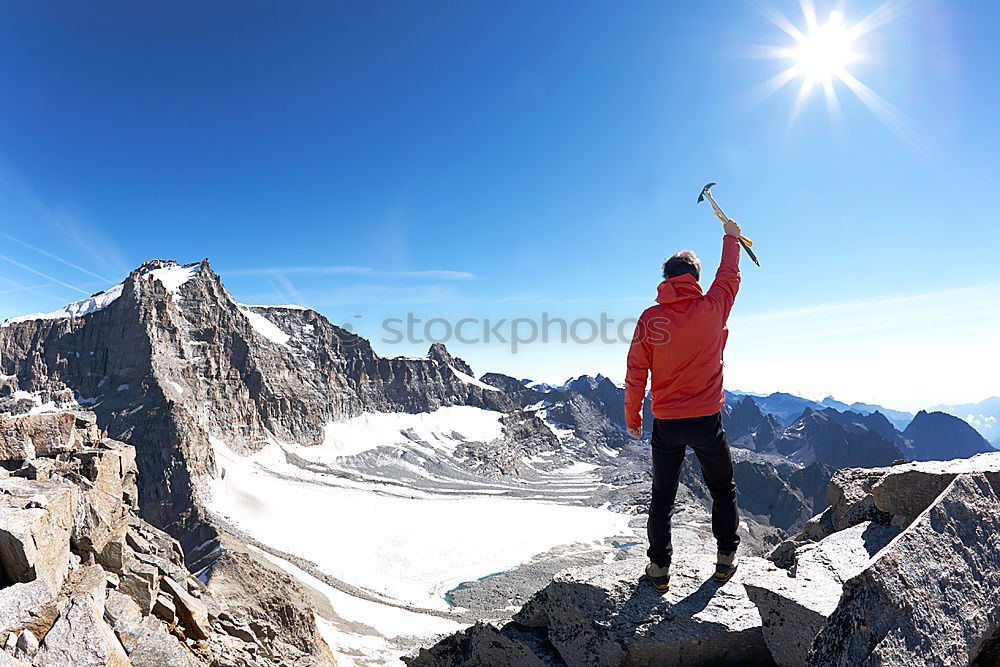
[662,250,701,281]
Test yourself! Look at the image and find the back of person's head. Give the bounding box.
[662,250,701,281]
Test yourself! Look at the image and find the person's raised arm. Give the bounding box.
[624,313,652,438]
[706,219,743,319]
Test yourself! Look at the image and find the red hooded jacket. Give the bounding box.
[624,235,741,430]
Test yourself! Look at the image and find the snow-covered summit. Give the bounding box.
[2,259,202,327]
[137,259,201,293]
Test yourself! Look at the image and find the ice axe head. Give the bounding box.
[697,182,716,204]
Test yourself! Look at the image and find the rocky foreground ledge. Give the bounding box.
[407,452,1000,666]
[0,411,297,666]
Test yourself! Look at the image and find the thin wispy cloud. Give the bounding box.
[0,253,91,295]
[0,169,129,279]
[0,274,76,305]
[730,281,1000,344]
[266,273,305,306]
[0,282,47,295]
[1,232,113,283]
[221,266,476,280]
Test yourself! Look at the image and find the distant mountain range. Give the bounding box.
[725,390,1000,445]
[719,396,993,467]
[725,390,915,430]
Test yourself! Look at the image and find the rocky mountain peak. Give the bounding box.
[133,258,188,273]
[426,342,475,376]
[733,394,764,420]
[903,409,994,460]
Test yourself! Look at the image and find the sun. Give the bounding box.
[747,0,918,151]
[788,11,857,84]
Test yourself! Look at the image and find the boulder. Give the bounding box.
[132,549,187,583]
[115,619,202,667]
[823,468,891,533]
[14,458,58,481]
[0,412,88,460]
[97,532,128,573]
[14,628,39,657]
[771,454,1000,570]
[34,566,131,667]
[124,516,184,568]
[104,589,144,628]
[151,594,176,624]
[0,478,77,592]
[0,579,58,637]
[809,473,1000,665]
[744,522,898,667]
[35,594,132,666]
[868,453,1000,523]
[216,617,257,643]
[68,443,138,559]
[73,480,130,556]
[404,621,558,667]
[117,557,159,614]
[0,652,28,667]
[74,446,138,507]
[160,575,211,640]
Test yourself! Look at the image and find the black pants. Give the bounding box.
[647,412,740,566]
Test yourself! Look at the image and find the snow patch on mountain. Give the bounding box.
[317,406,504,459]
[448,366,500,392]
[2,283,125,326]
[7,389,62,415]
[239,303,311,311]
[238,306,292,347]
[147,262,200,293]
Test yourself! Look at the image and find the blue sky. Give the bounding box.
[1,0,997,410]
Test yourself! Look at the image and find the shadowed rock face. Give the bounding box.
[481,372,632,454]
[732,461,814,532]
[407,556,775,667]
[744,521,900,667]
[723,396,783,452]
[770,408,906,469]
[903,409,995,461]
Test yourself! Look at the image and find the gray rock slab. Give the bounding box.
[809,472,1000,666]
[0,579,58,637]
[115,621,201,667]
[745,521,898,667]
[513,556,773,667]
[0,478,77,592]
[34,568,130,667]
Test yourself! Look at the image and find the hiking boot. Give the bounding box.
[713,551,738,583]
[645,561,670,593]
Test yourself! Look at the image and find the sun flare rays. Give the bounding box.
[748,0,918,148]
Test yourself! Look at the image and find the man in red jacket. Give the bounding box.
[625,219,743,592]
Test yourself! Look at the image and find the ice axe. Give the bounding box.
[697,183,760,267]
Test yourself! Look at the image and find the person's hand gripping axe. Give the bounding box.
[697,183,761,267]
